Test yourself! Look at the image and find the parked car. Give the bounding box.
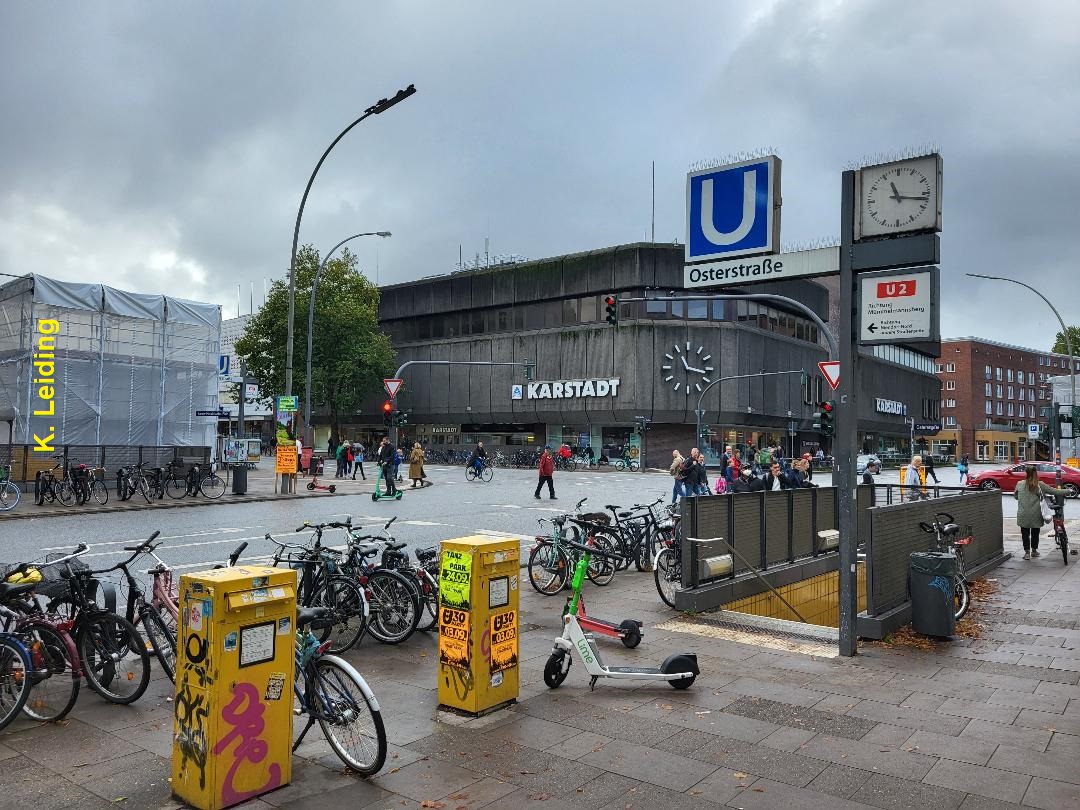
[965,462,1080,498]
[857,454,881,474]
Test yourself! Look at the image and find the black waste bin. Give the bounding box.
[909,551,956,637]
[231,465,248,495]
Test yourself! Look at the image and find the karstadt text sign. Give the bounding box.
[516,378,621,400]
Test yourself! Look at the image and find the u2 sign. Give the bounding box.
[686,156,781,262]
[858,266,940,345]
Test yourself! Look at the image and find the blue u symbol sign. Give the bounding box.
[686,156,779,261]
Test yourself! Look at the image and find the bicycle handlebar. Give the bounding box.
[228,542,248,566]
[123,530,162,552]
[564,538,617,560]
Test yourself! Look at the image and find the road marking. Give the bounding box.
[401,520,445,526]
[38,527,251,552]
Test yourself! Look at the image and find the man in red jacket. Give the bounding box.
[534,445,556,500]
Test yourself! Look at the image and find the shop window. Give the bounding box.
[977,442,990,460]
[687,299,708,319]
[994,441,1010,461]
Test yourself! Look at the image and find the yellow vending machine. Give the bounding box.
[172,566,297,810]
[437,535,520,715]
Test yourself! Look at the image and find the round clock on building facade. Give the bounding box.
[661,342,714,396]
[857,153,942,239]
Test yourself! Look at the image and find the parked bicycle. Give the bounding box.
[0,465,20,511]
[35,455,74,506]
[528,498,616,595]
[166,461,225,499]
[653,505,683,608]
[1046,493,1071,565]
[0,596,31,730]
[920,512,972,620]
[292,606,387,775]
[348,517,438,632]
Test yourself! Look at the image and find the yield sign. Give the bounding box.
[383,378,404,398]
[817,361,840,391]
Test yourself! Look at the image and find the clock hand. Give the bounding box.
[686,366,705,374]
[681,356,689,370]
[898,194,930,201]
[889,182,903,203]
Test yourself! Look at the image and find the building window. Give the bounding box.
[985,400,992,414]
[1016,368,1023,381]
[985,382,992,396]
[1019,388,1025,401]
[580,297,597,323]
[944,416,957,427]
[1007,386,1014,399]
[996,367,1002,380]
[1008,403,1015,416]
[1029,388,1035,401]
[1040,357,1045,366]
[936,364,944,374]
[645,296,667,316]
[1007,369,1013,382]
[996,384,1003,398]
[946,363,956,372]
[945,399,956,408]
[711,300,726,320]
[994,441,1010,461]
[984,365,992,379]
[997,401,1004,416]
[687,299,708,319]
[946,380,956,391]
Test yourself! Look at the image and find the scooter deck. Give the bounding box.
[606,666,663,675]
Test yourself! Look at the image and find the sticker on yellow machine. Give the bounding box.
[439,550,472,610]
[490,609,518,673]
[438,606,471,669]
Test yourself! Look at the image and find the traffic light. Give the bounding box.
[524,360,535,381]
[604,294,619,326]
[382,400,393,427]
[813,400,835,436]
[395,411,409,427]
[698,423,710,441]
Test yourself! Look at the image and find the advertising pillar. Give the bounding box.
[437,536,520,715]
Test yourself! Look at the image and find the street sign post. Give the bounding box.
[684,246,837,289]
[817,361,840,391]
[858,266,940,344]
[1029,423,1040,438]
[383,378,404,398]
[685,156,781,263]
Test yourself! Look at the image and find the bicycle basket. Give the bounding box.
[33,556,90,600]
[578,512,611,525]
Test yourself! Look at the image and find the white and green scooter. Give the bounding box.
[371,462,402,502]
[543,537,698,691]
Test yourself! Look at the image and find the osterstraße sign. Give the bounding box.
[683,246,838,289]
[518,379,621,400]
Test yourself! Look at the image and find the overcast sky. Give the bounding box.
[1,1,1077,353]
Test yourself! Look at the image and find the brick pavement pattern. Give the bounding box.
[2,522,1080,808]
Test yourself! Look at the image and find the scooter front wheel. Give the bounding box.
[619,620,641,649]
[661,653,698,690]
[307,482,316,491]
[328,485,337,493]
[543,650,570,688]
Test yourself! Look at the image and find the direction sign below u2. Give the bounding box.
[858,266,940,345]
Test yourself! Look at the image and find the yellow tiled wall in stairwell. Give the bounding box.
[719,563,867,628]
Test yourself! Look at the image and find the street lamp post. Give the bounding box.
[304,231,391,446]
[284,84,416,401]
[967,274,1077,482]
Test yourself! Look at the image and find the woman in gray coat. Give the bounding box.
[1015,465,1069,560]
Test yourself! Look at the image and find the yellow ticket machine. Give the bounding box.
[437,535,520,715]
[172,566,297,810]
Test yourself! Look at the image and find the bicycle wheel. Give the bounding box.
[136,476,153,505]
[55,481,76,507]
[465,466,477,482]
[0,480,20,511]
[0,636,30,731]
[21,624,80,722]
[654,548,680,608]
[312,655,387,776]
[415,572,439,632]
[140,605,176,683]
[364,570,419,644]
[480,466,493,482]
[586,535,616,586]
[528,543,569,595]
[77,613,151,704]
[165,475,187,499]
[89,478,109,506]
[953,578,970,621]
[311,576,368,654]
[199,474,226,499]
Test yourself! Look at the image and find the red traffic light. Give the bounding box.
[604,295,616,307]
[382,401,393,414]
[821,401,834,413]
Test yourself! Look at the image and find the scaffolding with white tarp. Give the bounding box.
[0,274,221,447]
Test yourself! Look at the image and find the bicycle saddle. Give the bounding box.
[298,606,334,630]
[383,541,407,552]
[0,581,37,600]
[941,523,961,536]
[354,543,381,558]
[415,547,436,561]
[617,511,633,519]
[604,504,620,511]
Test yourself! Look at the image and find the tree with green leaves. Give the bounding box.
[235,244,395,440]
[1052,326,1080,357]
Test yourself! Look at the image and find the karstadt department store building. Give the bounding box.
[362,243,941,468]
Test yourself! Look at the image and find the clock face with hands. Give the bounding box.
[857,154,942,239]
[660,342,714,396]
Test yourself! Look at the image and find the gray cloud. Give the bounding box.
[1,0,1076,350]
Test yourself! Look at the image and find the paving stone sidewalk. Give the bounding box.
[3,520,1080,809]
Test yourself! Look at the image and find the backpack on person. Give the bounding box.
[714,477,727,494]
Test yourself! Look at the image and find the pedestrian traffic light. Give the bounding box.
[382,400,393,426]
[813,400,835,436]
[604,294,619,326]
[395,411,409,427]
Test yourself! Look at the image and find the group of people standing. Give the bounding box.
[667,445,818,502]
[322,436,432,493]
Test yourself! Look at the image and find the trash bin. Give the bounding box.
[231,465,247,495]
[311,457,325,476]
[909,551,956,637]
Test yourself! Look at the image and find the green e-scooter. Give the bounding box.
[543,538,698,691]
[372,461,402,502]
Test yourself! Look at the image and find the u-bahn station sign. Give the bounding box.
[684,246,839,288]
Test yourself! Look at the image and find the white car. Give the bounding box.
[857,454,881,474]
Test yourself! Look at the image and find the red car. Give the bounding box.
[966,462,1080,498]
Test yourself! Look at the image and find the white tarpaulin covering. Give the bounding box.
[0,274,221,446]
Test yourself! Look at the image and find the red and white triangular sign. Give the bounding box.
[383,378,404,398]
[818,361,840,391]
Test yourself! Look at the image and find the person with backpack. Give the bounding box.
[668,450,686,503]
[352,442,366,481]
[335,441,347,478]
[690,448,711,495]
[957,454,970,486]
[345,443,354,478]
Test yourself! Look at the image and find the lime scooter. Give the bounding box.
[372,462,402,502]
[543,538,698,691]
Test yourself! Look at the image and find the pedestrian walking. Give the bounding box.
[335,441,347,478]
[377,436,398,496]
[393,446,404,482]
[1015,465,1069,560]
[327,436,336,457]
[923,452,940,484]
[723,445,737,483]
[690,448,711,495]
[409,442,429,488]
[957,454,969,486]
[352,442,366,480]
[295,435,303,475]
[668,450,686,503]
[904,455,927,500]
[345,443,354,477]
[534,445,556,500]
[863,459,880,506]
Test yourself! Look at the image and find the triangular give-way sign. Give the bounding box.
[817,361,840,391]
[383,378,404,398]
